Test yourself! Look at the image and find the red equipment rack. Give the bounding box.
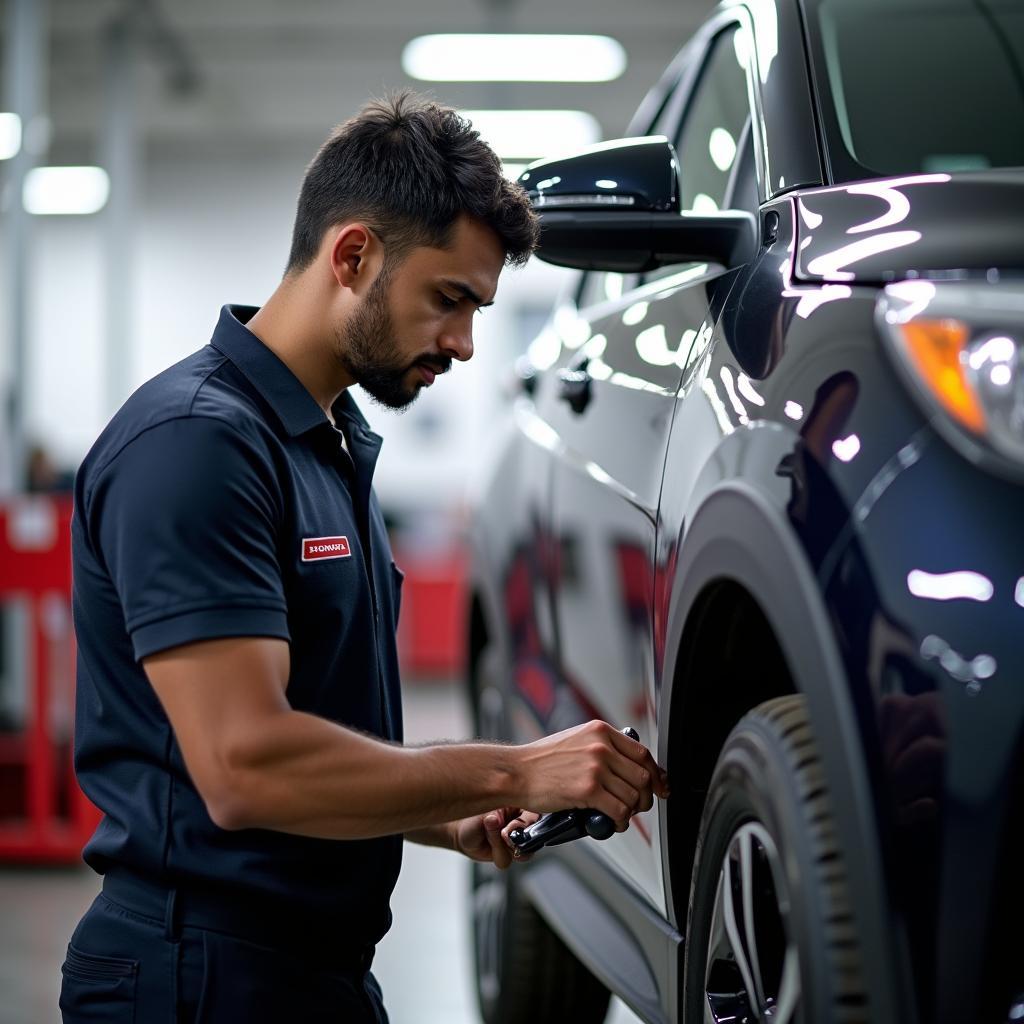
[394,546,467,679]
[0,495,99,862]
[0,497,467,862]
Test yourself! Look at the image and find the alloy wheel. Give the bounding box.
[704,821,801,1024]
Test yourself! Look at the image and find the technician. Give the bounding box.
[61,93,669,1023]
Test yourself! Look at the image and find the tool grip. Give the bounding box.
[508,727,641,853]
[580,727,640,841]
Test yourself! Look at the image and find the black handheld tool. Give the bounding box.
[509,727,641,855]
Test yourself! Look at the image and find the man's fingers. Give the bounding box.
[606,728,670,799]
[599,773,642,820]
[501,816,527,840]
[500,809,540,845]
[606,758,656,812]
[586,788,631,830]
[485,812,513,870]
[495,810,539,865]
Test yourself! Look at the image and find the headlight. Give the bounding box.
[877,280,1024,477]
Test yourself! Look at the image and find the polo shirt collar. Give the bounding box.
[210,304,378,443]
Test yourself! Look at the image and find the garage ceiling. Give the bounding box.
[24,0,712,161]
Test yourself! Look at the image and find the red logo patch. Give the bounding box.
[301,536,351,561]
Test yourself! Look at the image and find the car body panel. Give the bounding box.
[793,172,1024,284]
[466,1,1024,1021]
[547,264,737,908]
[825,426,1024,1023]
[522,843,679,1023]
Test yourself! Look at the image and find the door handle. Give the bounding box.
[557,364,592,414]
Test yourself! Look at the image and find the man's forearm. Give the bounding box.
[210,707,523,839]
[405,822,458,849]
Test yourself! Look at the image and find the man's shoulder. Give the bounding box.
[79,345,277,498]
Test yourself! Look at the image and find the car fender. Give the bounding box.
[658,478,915,1024]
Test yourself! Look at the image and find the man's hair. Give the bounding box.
[286,92,539,275]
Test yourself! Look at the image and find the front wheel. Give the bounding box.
[682,695,867,1023]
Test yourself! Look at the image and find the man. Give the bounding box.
[61,93,669,1023]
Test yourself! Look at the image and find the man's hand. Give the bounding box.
[452,808,542,870]
[516,721,670,832]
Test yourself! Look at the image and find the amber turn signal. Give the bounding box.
[896,318,986,435]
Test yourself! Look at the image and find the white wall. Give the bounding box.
[2,148,574,516]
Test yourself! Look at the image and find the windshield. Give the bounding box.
[805,0,1024,182]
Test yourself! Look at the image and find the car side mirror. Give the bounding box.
[519,137,756,273]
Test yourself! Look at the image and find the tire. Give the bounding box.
[682,695,867,1024]
[471,861,611,1024]
[469,642,611,1024]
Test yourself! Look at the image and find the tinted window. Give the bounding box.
[642,25,755,285]
[577,60,696,310]
[812,0,1024,177]
[577,270,636,310]
[676,26,752,214]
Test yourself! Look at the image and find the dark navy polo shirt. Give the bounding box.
[71,304,404,945]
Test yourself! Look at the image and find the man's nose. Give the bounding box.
[439,324,474,362]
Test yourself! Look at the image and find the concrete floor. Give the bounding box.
[0,682,642,1024]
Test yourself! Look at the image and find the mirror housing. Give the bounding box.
[520,135,681,213]
[519,137,756,273]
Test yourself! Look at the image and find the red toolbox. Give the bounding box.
[0,496,99,862]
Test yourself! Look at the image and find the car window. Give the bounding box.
[577,270,637,310]
[810,0,1024,179]
[575,51,702,313]
[642,24,756,286]
[576,28,756,308]
[675,25,752,215]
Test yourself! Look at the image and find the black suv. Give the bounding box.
[464,1,1024,1022]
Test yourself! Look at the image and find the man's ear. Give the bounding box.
[328,223,379,292]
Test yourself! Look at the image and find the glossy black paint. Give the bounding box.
[527,209,757,273]
[521,136,681,212]
[467,2,1024,1022]
[794,172,1024,284]
[519,137,756,273]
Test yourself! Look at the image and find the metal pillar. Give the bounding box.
[2,0,48,495]
[100,1,199,418]
[101,12,141,419]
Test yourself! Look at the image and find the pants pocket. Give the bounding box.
[192,931,377,1024]
[59,943,138,1023]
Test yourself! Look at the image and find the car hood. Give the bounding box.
[792,170,1024,285]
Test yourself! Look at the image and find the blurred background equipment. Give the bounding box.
[0,493,99,863]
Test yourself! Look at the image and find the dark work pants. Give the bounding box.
[60,887,389,1023]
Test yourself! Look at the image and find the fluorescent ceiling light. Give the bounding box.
[462,109,600,161]
[23,166,110,215]
[0,113,22,160]
[403,34,626,82]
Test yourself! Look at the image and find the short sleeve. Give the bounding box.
[86,416,290,660]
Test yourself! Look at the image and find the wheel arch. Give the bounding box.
[658,480,914,1024]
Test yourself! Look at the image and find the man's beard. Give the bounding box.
[337,272,450,411]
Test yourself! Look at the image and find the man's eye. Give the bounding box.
[438,293,458,310]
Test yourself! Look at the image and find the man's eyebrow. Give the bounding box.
[441,279,495,308]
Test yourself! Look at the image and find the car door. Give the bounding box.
[547,14,761,911]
